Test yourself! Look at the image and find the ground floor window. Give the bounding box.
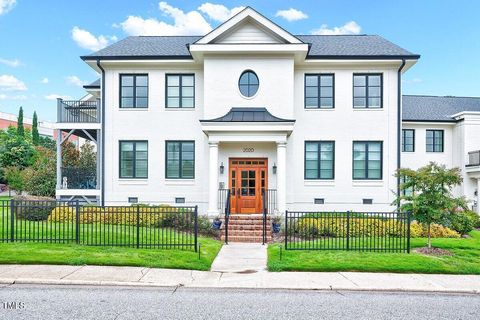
[166,141,195,179]
[305,141,335,179]
[119,141,148,178]
[353,141,382,180]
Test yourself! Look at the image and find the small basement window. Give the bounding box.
[363,199,373,205]
[175,197,186,204]
[314,198,325,204]
[128,197,138,203]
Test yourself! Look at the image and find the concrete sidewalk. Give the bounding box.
[0,264,479,294]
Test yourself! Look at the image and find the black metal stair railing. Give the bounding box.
[224,189,231,244]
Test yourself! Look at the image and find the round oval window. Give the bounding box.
[238,70,259,97]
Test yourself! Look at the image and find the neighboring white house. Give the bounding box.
[54,7,480,215]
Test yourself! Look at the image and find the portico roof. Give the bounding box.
[200,107,295,123]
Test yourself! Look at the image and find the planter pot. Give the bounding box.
[212,219,222,230]
[272,222,281,234]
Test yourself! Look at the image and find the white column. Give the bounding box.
[56,130,62,191]
[208,142,219,216]
[276,142,287,214]
[477,179,480,214]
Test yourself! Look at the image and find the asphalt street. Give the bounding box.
[0,284,479,320]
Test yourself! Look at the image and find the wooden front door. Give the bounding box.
[229,158,268,214]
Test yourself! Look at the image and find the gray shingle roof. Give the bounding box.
[83,79,100,89]
[200,107,294,122]
[82,35,418,60]
[402,95,480,122]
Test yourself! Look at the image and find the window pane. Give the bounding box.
[121,98,134,108]
[368,97,381,108]
[306,143,318,152]
[369,169,381,179]
[353,169,366,179]
[305,87,318,97]
[306,169,318,179]
[368,86,381,97]
[369,142,381,152]
[353,75,366,86]
[167,87,180,97]
[354,87,366,97]
[121,76,133,86]
[305,160,317,170]
[135,87,147,97]
[320,98,333,108]
[320,87,332,97]
[182,76,194,86]
[167,98,180,108]
[182,98,194,108]
[369,75,381,86]
[320,75,332,86]
[305,76,318,86]
[248,72,259,85]
[182,87,194,97]
[354,98,366,107]
[136,98,148,108]
[239,85,249,97]
[320,169,333,179]
[305,98,318,108]
[167,75,180,86]
[121,87,134,97]
[239,73,249,85]
[136,76,148,87]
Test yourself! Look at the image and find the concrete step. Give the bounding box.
[226,214,271,221]
[220,235,272,243]
[225,230,271,237]
[224,224,271,231]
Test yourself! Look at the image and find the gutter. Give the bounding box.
[96,59,106,206]
[397,59,406,208]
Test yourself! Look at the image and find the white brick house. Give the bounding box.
[54,7,480,215]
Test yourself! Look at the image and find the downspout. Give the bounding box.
[97,59,106,206]
[397,58,406,209]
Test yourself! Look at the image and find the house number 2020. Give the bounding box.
[242,148,254,153]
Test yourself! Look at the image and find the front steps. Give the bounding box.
[220,214,272,243]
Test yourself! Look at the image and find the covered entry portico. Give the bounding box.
[200,108,295,216]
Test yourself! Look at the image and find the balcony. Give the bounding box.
[60,167,97,190]
[57,99,100,123]
[467,151,480,167]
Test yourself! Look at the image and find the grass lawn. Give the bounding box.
[268,230,480,274]
[0,236,222,271]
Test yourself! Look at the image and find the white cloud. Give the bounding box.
[0,94,27,100]
[40,77,49,84]
[71,26,116,51]
[0,74,27,91]
[0,57,21,67]
[275,8,308,22]
[311,21,361,35]
[120,1,212,36]
[197,3,245,22]
[0,0,16,15]
[66,75,86,87]
[45,94,72,101]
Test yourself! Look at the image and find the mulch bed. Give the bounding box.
[414,247,453,256]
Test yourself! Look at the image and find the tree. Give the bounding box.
[38,136,56,151]
[0,126,36,169]
[23,147,56,197]
[4,166,25,195]
[32,111,39,145]
[395,162,467,248]
[62,141,80,167]
[17,106,24,137]
[78,141,96,169]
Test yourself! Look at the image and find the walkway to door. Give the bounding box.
[211,243,267,273]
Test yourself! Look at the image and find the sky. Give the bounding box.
[0,0,479,122]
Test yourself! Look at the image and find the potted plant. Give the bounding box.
[212,216,222,230]
[272,215,281,233]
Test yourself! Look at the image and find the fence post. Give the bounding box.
[284,210,288,250]
[346,211,350,251]
[10,200,14,242]
[407,211,411,253]
[194,206,198,253]
[136,205,140,249]
[75,200,80,244]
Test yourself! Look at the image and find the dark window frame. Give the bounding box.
[165,73,195,108]
[304,73,335,109]
[352,141,383,180]
[238,70,259,97]
[402,129,415,152]
[119,74,148,109]
[119,140,148,179]
[353,73,383,109]
[426,129,444,152]
[304,141,335,180]
[165,140,196,179]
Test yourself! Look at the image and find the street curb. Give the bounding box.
[2,278,479,294]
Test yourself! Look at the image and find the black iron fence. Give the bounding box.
[0,200,198,251]
[57,99,100,123]
[285,211,410,253]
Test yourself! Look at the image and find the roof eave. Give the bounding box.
[81,55,194,61]
[305,54,421,60]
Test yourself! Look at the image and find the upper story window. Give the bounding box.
[166,74,195,108]
[426,129,444,152]
[402,129,415,152]
[305,141,335,180]
[305,74,334,109]
[353,74,382,108]
[120,74,148,108]
[238,70,259,97]
[119,141,148,179]
[166,141,195,179]
[353,141,383,180]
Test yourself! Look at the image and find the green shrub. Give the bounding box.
[447,211,477,235]
[410,221,460,238]
[13,196,56,221]
[197,215,218,237]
